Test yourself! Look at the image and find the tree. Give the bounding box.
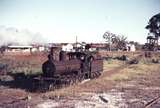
[145,13,160,51]
[103,31,116,51]
[146,13,160,39]
[115,35,127,50]
[103,31,127,51]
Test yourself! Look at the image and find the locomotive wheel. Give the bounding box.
[90,71,101,79]
[95,72,101,78]
[73,75,77,84]
[61,80,68,88]
[90,73,94,79]
[97,72,101,77]
[69,78,74,85]
[41,81,51,92]
[75,75,80,83]
[49,84,54,91]
[79,73,85,81]
[48,80,56,91]
[35,80,48,92]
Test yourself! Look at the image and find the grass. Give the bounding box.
[45,57,160,99]
[106,63,160,82]
[103,59,124,71]
[0,54,46,75]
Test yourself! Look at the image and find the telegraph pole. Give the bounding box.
[75,36,78,51]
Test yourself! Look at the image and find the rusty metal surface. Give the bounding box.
[54,59,81,75]
[91,59,103,73]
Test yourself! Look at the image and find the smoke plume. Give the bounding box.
[0,26,46,46]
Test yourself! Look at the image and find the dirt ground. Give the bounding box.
[0,52,160,108]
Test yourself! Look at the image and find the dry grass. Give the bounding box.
[106,63,160,82]
[45,58,160,99]
[103,60,124,71]
[0,53,47,75]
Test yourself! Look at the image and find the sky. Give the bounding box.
[0,0,160,44]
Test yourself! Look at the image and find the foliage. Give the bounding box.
[103,31,127,50]
[146,13,160,38]
[103,31,116,43]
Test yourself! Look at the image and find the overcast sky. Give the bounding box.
[0,0,160,43]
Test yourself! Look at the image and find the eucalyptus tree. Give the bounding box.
[146,13,160,40]
[103,31,127,51]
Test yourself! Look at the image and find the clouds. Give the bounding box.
[0,26,46,46]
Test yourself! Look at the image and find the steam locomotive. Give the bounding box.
[33,45,103,91]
